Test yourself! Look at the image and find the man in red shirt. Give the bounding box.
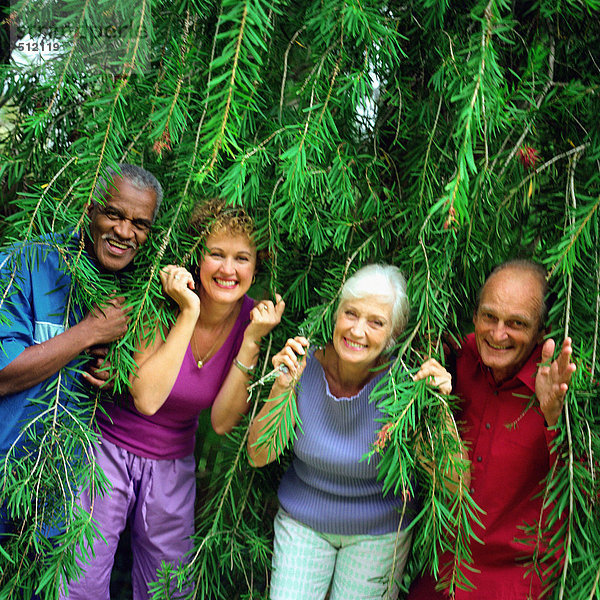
[409,259,575,600]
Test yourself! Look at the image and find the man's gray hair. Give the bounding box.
[94,163,164,221]
[336,263,410,348]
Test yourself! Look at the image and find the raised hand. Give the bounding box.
[272,336,310,388]
[415,357,452,395]
[245,294,285,342]
[535,337,576,427]
[160,265,200,315]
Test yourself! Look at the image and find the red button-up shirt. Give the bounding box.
[409,334,559,600]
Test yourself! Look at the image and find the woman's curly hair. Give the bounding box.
[187,198,267,268]
[188,197,256,241]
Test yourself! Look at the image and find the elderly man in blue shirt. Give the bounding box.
[0,164,162,536]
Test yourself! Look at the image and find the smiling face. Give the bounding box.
[332,296,394,368]
[198,231,257,306]
[87,176,157,272]
[473,267,545,384]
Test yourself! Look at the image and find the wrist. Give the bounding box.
[242,330,263,347]
[233,357,255,376]
[271,377,294,396]
[72,318,100,349]
[178,305,200,322]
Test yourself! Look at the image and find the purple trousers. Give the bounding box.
[63,438,195,600]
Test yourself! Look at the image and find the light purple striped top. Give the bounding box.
[278,347,417,535]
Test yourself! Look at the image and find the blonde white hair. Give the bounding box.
[336,264,409,346]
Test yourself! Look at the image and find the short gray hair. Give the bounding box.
[336,263,410,344]
[94,163,163,221]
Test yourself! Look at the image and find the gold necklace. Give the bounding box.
[192,331,222,369]
[191,306,237,369]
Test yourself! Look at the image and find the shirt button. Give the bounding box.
[477,456,483,462]
[493,390,499,396]
[485,423,491,430]
[470,487,475,494]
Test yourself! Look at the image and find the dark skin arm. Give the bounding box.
[0,298,129,396]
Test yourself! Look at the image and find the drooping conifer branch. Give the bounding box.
[1,0,599,598]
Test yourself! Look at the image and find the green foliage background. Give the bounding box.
[0,0,599,598]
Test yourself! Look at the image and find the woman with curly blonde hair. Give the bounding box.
[66,198,284,600]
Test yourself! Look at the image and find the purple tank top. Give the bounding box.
[97,295,254,460]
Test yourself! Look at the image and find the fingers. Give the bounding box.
[253,300,273,317]
[249,293,286,337]
[541,338,556,364]
[272,336,309,378]
[286,335,309,354]
[557,337,576,379]
[88,346,109,359]
[414,358,444,381]
[160,265,195,292]
[88,300,129,343]
[274,293,285,317]
[253,294,283,318]
[535,337,576,426]
[159,266,199,312]
[82,360,112,388]
[81,371,110,388]
[98,296,132,317]
[543,337,576,385]
[414,358,452,395]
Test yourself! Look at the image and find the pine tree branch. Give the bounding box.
[496,34,556,178]
[279,27,306,123]
[547,194,599,280]
[593,255,600,380]
[208,1,248,170]
[504,144,589,210]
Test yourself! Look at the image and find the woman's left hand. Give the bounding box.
[245,293,285,342]
[415,358,452,395]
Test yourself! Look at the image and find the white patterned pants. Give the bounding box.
[270,508,412,600]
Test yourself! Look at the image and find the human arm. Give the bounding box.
[414,358,471,493]
[0,297,129,396]
[247,335,309,467]
[129,266,200,416]
[535,336,576,427]
[210,294,285,434]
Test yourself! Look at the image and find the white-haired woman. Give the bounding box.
[247,264,450,600]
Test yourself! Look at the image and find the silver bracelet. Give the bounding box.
[234,358,255,375]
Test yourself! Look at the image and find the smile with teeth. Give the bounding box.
[486,341,511,350]
[214,278,238,288]
[103,235,135,251]
[344,338,367,350]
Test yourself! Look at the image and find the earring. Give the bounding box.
[251,274,256,285]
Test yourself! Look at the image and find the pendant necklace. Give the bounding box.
[193,336,219,369]
[191,311,233,369]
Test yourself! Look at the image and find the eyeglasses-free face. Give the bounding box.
[473,268,545,384]
[87,176,157,272]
